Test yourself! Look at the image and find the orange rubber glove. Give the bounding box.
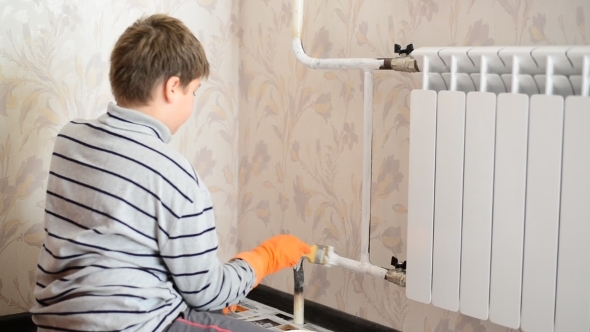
[222,305,237,315]
[233,234,311,287]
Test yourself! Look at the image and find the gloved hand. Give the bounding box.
[222,304,237,315]
[233,234,311,287]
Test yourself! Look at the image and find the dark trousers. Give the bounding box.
[164,308,269,332]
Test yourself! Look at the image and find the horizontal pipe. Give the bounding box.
[330,253,388,279]
[292,39,385,71]
[292,0,387,71]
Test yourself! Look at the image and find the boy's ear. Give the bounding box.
[163,76,181,103]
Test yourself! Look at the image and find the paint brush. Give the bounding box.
[303,245,335,267]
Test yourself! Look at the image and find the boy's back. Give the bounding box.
[30,13,310,332]
[32,103,255,331]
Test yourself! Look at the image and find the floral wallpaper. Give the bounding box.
[0,0,241,316]
[237,0,590,331]
[1,0,589,331]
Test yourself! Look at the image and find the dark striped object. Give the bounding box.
[31,103,256,332]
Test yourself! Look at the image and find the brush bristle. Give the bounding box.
[304,244,336,267]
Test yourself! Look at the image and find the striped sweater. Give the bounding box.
[31,102,256,332]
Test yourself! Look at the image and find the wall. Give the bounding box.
[237,0,590,331]
[0,0,240,315]
[1,0,589,330]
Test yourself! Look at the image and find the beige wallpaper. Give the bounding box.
[1,0,589,331]
[237,0,590,331]
[0,0,241,316]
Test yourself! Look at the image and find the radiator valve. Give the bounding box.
[385,256,407,287]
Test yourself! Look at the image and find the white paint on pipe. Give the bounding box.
[292,0,384,70]
[291,0,403,285]
[329,252,388,279]
[293,293,304,325]
[360,70,373,263]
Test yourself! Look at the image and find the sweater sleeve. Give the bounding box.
[158,173,257,311]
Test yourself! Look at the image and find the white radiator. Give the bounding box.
[406,46,590,332]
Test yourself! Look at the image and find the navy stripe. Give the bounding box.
[49,171,157,222]
[168,226,215,240]
[180,206,213,219]
[218,277,233,310]
[107,112,163,141]
[45,242,209,278]
[47,190,157,242]
[49,170,173,238]
[194,275,224,309]
[227,264,242,282]
[97,284,167,291]
[45,230,157,258]
[45,185,170,240]
[44,244,91,260]
[171,270,208,277]
[36,282,46,288]
[52,152,182,219]
[33,303,171,316]
[160,246,218,259]
[152,299,184,332]
[57,134,193,203]
[96,284,174,296]
[45,228,217,261]
[177,283,210,295]
[71,121,197,184]
[36,287,77,303]
[46,209,103,235]
[36,293,148,308]
[33,323,128,332]
[38,259,164,281]
[38,264,84,275]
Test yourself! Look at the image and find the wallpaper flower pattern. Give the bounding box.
[1,0,589,331]
[0,0,241,316]
[237,1,590,331]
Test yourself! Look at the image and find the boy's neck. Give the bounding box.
[119,102,174,133]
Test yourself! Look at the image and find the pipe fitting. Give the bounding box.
[385,269,407,287]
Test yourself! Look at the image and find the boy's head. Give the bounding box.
[109,14,209,134]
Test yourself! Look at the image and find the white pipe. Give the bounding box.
[480,56,488,93]
[292,0,384,71]
[545,56,554,95]
[293,259,305,325]
[292,0,394,276]
[582,55,589,97]
[330,252,388,279]
[511,56,520,94]
[360,70,373,264]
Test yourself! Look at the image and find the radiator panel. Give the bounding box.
[459,91,496,320]
[431,90,466,312]
[488,93,529,329]
[520,95,564,332]
[554,96,590,332]
[406,89,438,305]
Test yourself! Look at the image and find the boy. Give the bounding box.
[31,14,310,332]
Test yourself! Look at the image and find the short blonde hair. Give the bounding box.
[109,14,210,106]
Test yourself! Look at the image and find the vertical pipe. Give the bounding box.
[293,258,305,325]
[545,56,554,95]
[293,0,304,38]
[361,70,374,263]
[450,56,458,91]
[582,55,589,97]
[480,56,488,93]
[422,57,430,90]
[511,57,520,94]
